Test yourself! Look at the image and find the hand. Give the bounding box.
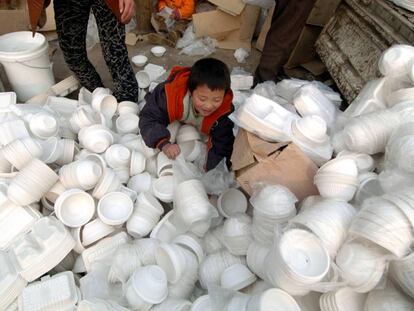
[119,0,135,24]
[162,143,181,160]
[172,9,180,20]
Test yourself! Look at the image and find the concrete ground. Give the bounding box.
[51,37,262,91]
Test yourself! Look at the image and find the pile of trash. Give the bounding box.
[1,44,414,311]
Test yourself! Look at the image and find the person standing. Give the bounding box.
[255,0,316,84]
[28,0,139,103]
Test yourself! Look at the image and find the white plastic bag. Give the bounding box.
[179,37,217,57]
[80,263,126,305]
[234,48,249,63]
[86,13,100,50]
[201,158,235,196]
[176,23,196,49]
[108,244,142,287]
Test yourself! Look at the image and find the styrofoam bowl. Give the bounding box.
[173,234,204,264]
[314,179,358,201]
[221,263,257,290]
[127,211,158,238]
[136,71,151,89]
[336,241,387,292]
[130,265,168,304]
[150,210,179,243]
[118,101,139,115]
[152,176,174,203]
[130,150,146,176]
[127,172,153,194]
[318,157,358,177]
[104,144,131,169]
[132,55,148,67]
[29,112,59,139]
[91,94,118,118]
[247,288,300,311]
[151,46,166,57]
[82,219,115,247]
[176,124,201,143]
[217,188,248,218]
[116,114,140,134]
[55,189,95,228]
[191,295,212,311]
[97,192,134,225]
[279,229,330,280]
[156,243,187,283]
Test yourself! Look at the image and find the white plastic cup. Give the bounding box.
[97,191,134,225]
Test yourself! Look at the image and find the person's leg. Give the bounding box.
[53,0,104,91]
[255,0,315,83]
[92,0,139,102]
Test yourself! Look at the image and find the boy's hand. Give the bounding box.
[119,0,135,24]
[172,9,180,20]
[162,143,181,160]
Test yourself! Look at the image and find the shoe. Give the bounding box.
[147,33,175,48]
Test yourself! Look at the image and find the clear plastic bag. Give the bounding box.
[80,263,126,305]
[201,158,235,196]
[176,23,196,49]
[385,122,414,173]
[86,13,100,51]
[108,244,142,287]
[234,48,249,63]
[179,37,217,57]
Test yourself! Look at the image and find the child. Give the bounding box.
[139,58,235,171]
[149,0,195,46]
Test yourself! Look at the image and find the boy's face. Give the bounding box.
[192,84,225,117]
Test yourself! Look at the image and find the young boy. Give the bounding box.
[139,58,235,171]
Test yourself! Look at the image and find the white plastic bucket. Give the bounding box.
[0,31,55,102]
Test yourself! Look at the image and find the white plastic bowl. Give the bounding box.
[220,263,257,290]
[132,55,148,67]
[151,46,166,57]
[136,71,151,89]
[217,188,248,218]
[55,189,95,228]
[97,192,134,225]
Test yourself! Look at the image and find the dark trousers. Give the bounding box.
[53,0,139,102]
[255,0,316,83]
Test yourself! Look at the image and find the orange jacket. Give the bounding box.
[157,0,195,20]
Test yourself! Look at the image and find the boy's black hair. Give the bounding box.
[188,58,231,93]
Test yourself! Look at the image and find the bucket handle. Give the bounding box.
[16,61,53,70]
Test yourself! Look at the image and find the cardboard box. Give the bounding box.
[255,5,274,52]
[217,4,260,51]
[193,4,259,51]
[0,0,28,35]
[193,10,240,40]
[208,0,245,16]
[284,25,322,69]
[231,129,318,201]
